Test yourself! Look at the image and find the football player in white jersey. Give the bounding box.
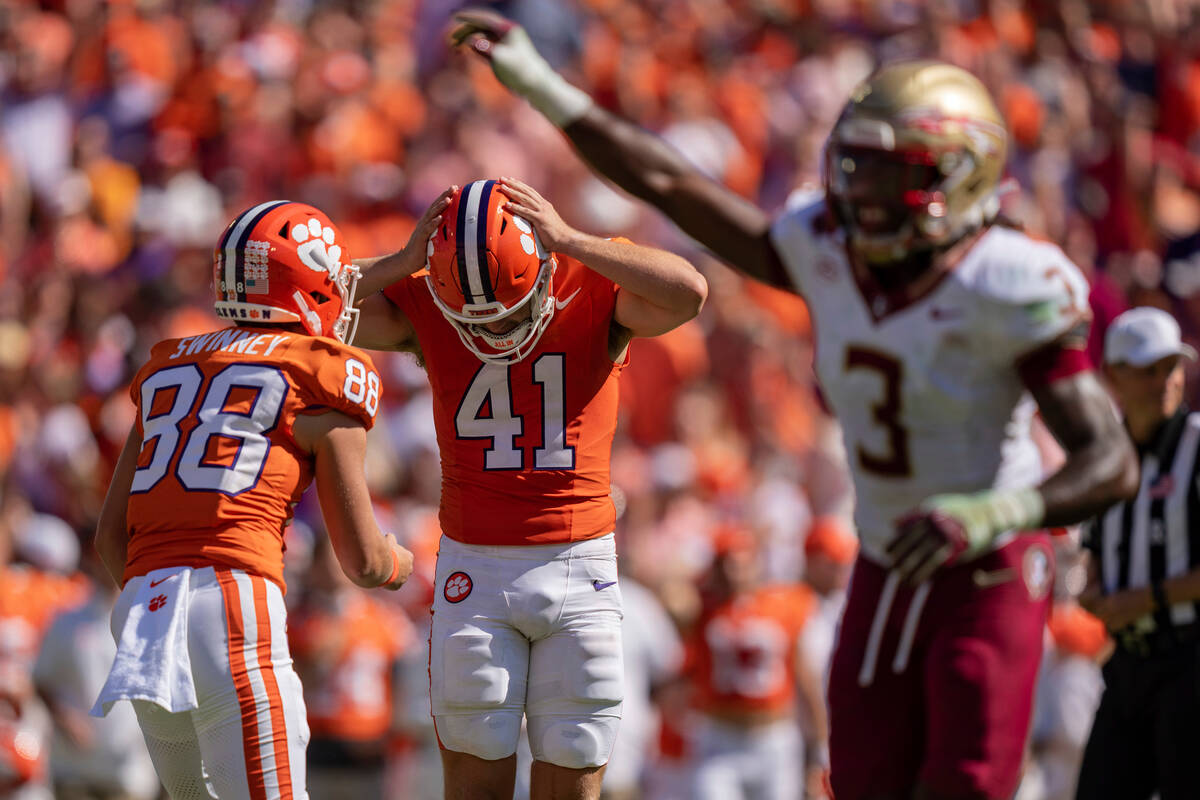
[450,12,1138,800]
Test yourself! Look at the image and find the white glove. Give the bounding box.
[451,9,594,127]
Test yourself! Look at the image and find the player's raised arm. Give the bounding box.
[451,10,788,290]
[498,177,706,338]
[94,425,142,586]
[293,411,413,590]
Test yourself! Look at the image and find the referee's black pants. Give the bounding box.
[1075,640,1200,799]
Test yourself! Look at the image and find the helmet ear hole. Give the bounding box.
[310,290,330,304]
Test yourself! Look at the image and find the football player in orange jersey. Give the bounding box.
[351,177,707,800]
[91,201,418,800]
[685,526,829,800]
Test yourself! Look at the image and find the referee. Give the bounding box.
[1077,307,1200,800]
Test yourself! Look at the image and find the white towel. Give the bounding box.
[91,567,199,716]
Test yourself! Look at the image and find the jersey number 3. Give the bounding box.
[845,346,911,477]
[455,354,575,471]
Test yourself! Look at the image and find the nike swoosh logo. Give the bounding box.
[972,567,1015,588]
[556,288,582,311]
[149,576,171,588]
[592,579,617,591]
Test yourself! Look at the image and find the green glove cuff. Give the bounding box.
[984,487,1046,535]
[924,487,1046,557]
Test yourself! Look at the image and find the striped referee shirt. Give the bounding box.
[1083,404,1200,629]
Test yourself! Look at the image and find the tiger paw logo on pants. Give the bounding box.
[444,572,473,603]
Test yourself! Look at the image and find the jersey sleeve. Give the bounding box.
[767,189,829,298]
[978,241,1093,384]
[289,339,382,430]
[128,339,183,436]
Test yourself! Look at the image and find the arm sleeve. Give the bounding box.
[767,190,828,299]
[290,339,382,430]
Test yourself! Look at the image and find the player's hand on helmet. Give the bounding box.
[396,187,456,278]
[381,534,415,591]
[499,177,577,255]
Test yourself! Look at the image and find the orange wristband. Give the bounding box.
[383,548,402,587]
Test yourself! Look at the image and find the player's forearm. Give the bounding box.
[94,527,127,588]
[94,426,140,587]
[561,232,706,318]
[566,107,702,217]
[352,255,393,300]
[566,110,778,278]
[353,252,416,300]
[1033,371,1139,527]
[1037,435,1138,527]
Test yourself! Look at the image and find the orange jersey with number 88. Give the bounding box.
[123,326,380,589]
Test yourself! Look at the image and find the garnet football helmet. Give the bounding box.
[825,60,1008,264]
[213,201,361,343]
[425,179,557,364]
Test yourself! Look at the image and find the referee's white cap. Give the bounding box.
[1104,307,1198,367]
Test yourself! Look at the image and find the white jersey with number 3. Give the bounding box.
[771,193,1090,561]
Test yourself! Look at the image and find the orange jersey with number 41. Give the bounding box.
[384,253,626,546]
[123,326,381,589]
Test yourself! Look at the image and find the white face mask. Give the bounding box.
[426,257,557,364]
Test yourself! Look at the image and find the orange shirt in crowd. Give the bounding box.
[288,593,416,742]
[686,584,815,717]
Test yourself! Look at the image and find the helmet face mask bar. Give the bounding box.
[426,259,556,364]
[213,201,362,344]
[825,61,1008,267]
[425,179,559,365]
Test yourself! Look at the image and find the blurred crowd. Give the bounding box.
[3,0,1200,797]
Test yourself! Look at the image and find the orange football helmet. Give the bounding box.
[213,201,361,343]
[425,179,557,364]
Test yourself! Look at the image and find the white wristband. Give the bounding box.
[488,26,594,127]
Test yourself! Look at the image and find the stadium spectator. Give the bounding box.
[289,536,421,800]
[33,550,158,800]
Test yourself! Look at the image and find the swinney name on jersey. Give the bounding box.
[385,253,625,547]
[167,329,293,360]
[124,327,380,590]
